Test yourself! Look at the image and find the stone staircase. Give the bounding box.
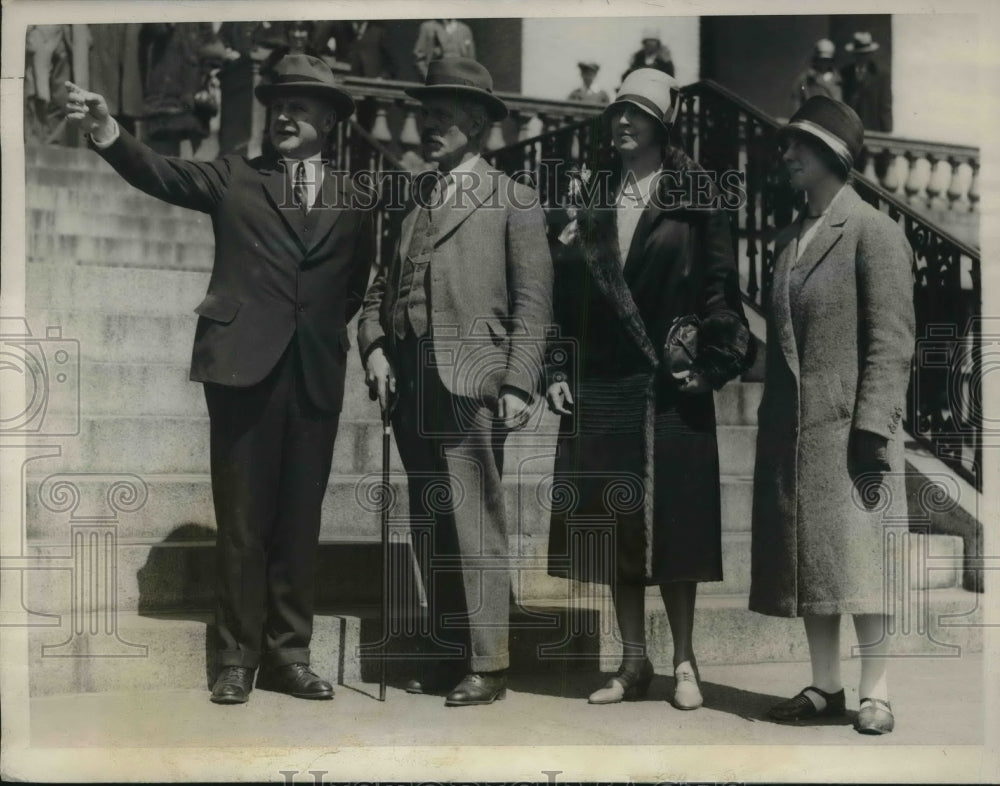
[19,143,983,697]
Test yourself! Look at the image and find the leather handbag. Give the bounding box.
[663,314,700,379]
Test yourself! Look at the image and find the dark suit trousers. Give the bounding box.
[204,337,339,669]
[391,333,512,673]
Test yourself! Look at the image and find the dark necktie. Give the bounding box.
[293,162,308,213]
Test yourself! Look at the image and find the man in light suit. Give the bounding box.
[358,57,553,706]
[413,19,476,79]
[65,54,374,705]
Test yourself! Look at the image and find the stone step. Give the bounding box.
[26,183,197,218]
[27,144,133,172]
[19,531,963,616]
[617,586,984,669]
[714,380,762,426]
[26,262,210,316]
[22,471,757,543]
[24,413,755,477]
[37,357,380,423]
[24,310,197,363]
[37,357,762,434]
[24,585,982,697]
[28,233,215,271]
[26,208,215,244]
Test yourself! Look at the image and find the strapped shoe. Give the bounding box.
[588,659,654,704]
[768,686,846,722]
[856,697,894,735]
[256,663,334,700]
[210,665,255,705]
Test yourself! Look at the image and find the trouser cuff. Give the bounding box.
[217,649,260,668]
[469,653,509,673]
[261,647,311,669]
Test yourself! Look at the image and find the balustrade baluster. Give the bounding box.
[903,151,931,208]
[926,155,954,212]
[968,160,980,212]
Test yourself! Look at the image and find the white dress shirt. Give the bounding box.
[284,154,325,212]
[616,168,660,266]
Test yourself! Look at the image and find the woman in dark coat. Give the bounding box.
[546,69,752,709]
[750,96,915,734]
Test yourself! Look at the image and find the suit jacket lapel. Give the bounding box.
[789,185,857,286]
[260,160,308,254]
[770,227,801,380]
[305,163,348,255]
[432,157,498,244]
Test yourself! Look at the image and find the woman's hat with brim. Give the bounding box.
[844,31,880,53]
[779,95,864,173]
[254,53,355,120]
[405,57,508,120]
[606,68,680,131]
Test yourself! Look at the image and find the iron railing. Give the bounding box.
[483,79,983,490]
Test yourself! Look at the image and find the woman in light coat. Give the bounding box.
[750,96,915,734]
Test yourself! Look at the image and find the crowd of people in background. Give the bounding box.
[27,21,894,153]
[23,19,479,153]
[792,30,891,131]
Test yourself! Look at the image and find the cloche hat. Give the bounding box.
[606,68,680,130]
[779,95,864,173]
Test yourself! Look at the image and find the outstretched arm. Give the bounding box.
[65,80,230,213]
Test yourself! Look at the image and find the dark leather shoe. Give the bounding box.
[256,663,334,700]
[445,671,507,706]
[211,666,254,705]
[768,686,846,722]
[856,697,894,734]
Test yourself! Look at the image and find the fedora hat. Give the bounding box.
[779,95,864,173]
[606,68,679,130]
[578,60,600,72]
[405,57,508,120]
[254,53,355,120]
[845,31,880,54]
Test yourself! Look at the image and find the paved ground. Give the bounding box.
[29,655,983,748]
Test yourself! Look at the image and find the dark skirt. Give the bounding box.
[547,373,723,586]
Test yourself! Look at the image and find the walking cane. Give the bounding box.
[376,383,428,701]
[379,391,393,702]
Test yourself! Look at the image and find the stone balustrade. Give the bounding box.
[860,131,979,214]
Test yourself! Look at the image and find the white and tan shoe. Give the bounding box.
[671,662,703,710]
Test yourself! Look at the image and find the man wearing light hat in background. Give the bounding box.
[840,30,892,132]
[622,27,675,82]
[359,57,553,707]
[568,60,610,105]
[791,38,842,114]
[65,53,375,705]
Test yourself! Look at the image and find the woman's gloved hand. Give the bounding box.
[852,429,891,473]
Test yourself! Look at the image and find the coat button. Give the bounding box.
[297,303,306,312]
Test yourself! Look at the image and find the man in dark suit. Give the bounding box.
[358,58,553,706]
[65,54,374,705]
